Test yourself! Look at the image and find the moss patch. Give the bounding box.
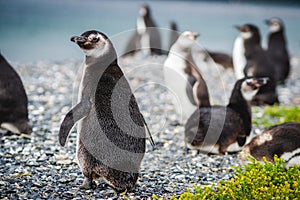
[153,156,300,200]
[253,105,300,127]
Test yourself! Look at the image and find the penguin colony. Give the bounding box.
[1,4,299,194]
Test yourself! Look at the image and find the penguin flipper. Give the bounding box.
[59,100,91,146]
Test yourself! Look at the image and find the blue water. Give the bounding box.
[0,0,300,61]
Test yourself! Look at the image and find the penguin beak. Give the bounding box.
[70,36,86,44]
[194,33,200,39]
[265,19,271,25]
[234,25,241,31]
[234,25,248,33]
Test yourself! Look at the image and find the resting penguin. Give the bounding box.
[185,77,268,155]
[0,53,32,134]
[233,24,278,105]
[59,30,154,192]
[239,122,300,168]
[265,18,290,84]
[163,31,210,121]
[124,4,162,56]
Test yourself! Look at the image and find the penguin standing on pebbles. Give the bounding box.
[0,53,32,134]
[233,24,278,105]
[164,31,210,120]
[59,30,153,192]
[185,77,268,155]
[239,122,300,168]
[265,18,290,84]
[124,4,162,56]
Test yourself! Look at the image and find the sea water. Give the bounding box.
[0,0,299,61]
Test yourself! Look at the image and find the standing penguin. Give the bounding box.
[59,30,152,192]
[164,31,210,121]
[265,18,290,84]
[185,77,268,154]
[0,53,32,134]
[124,4,162,56]
[233,24,278,105]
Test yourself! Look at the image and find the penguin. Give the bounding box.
[239,122,300,168]
[163,31,210,121]
[233,24,279,105]
[124,4,162,56]
[59,30,154,192]
[185,77,268,155]
[168,21,179,51]
[0,53,32,134]
[265,17,290,84]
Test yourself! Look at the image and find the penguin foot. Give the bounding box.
[80,178,95,189]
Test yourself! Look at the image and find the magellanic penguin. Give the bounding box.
[124,4,162,56]
[59,30,154,192]
[265,18,290,84]
[233,24,279,105]
[0,53,32,134]
[163,31,210,121]
[239,122,300,168]
[185,77,268,155]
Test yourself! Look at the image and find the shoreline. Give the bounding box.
[0,55,299,199]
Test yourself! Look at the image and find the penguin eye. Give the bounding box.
[91,37,99,42]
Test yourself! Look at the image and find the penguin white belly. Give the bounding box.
[137,17,150,55]
[281,148,300,168]
[163,55,197,120]
[227,131,256,153]
[186,143,220,154]
[233,37,246,79]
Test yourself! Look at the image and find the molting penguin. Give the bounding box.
[185,77,268,155]
[59,30,153,192]
[163,31,210,121]
[233,24,278,105]
[265,18,290,84]
[239,122,300,168]
[124,4,162,56]
[0,53,32,134]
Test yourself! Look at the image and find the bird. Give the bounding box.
[239,122,300,168]
[233,24,279,105]
[163,31,210,121]
[265,17,290,84]
[123,4,162,56]
[59,30,154,192]
[0,53,32,134]
[185,77,268,155]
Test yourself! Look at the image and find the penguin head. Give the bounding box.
[265,18,284,33]
[70,30,111,58]
[240,77,269,101]
[139,4,150,17]
[235,24,260,41]
[176,31,199,50]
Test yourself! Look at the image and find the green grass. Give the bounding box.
[252,105,300,127]
[153,156,300,200]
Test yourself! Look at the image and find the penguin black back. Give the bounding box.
[0,53,32,134]
[265,18,290,84]
[185,77,268,154]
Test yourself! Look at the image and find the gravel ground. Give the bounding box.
[1,55,300,199]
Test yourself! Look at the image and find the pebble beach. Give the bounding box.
[0,53,299,199]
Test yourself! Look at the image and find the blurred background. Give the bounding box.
[0,0,300,62]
